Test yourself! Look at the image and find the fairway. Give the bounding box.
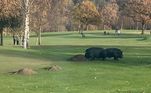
[0,30,151,93]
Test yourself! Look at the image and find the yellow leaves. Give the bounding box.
[73,0,100,24]
[62,0,70,6]
[80,0,99,15]
[82,0,97,11]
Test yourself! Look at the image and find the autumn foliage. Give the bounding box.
[0,0,23,45]
[99,0,119,29]
[0,0,22,19]
[117,0,151,34]
[73,0,100,27]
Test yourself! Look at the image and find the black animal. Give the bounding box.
[85,47,123,60]
[103,48,123,60]
[85,47,104,60]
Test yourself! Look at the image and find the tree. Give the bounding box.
[117,0,151,34]
[99,0,119,29]
[0,0,23,46]
[23,0,30,49]
[30,0,51,45]
[73,0,100,37]
[72,0,83,5]
[46,0,72,32]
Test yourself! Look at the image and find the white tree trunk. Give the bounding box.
[23,0,30,49]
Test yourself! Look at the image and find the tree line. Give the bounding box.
[0,0,151,48]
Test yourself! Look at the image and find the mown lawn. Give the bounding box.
[0,30,151,93]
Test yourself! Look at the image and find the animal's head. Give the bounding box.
[119,51,123,58]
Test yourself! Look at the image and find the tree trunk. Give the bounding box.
[86,24,89,31]
[78,21,81,33]
[38,27,41,45]
[121,17,124,30]
[79,24,85,38]
[141,22,145,35]
[103,24,105,30]
[13,35,15,45]
[19,35,23,46]
[136,22,138,31]
[0,28,3,46]
[23,0,30,49]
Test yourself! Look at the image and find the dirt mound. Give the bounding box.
[43,65,62,71]
[10,68,37,75]
[69,54,87,61]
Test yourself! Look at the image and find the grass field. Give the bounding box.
[0,30,151,93]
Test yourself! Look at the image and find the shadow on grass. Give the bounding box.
[30,33,74,38]
[1,45,151,66]
[137,36,151,41]
[30,31,147,39]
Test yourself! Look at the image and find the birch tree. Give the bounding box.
[23,0,30,49]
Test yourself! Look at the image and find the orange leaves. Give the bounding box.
[0,0,22,19]
[80,0,99,17]
[73,0,100,24]
[81,0,97,12]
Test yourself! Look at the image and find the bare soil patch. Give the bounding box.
[68,54,87,61]
[43,65,62,71]
[9,68,37,75]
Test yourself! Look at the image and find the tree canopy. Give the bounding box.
[73,0,100,27]
[117,0,151,34]
[0,0,23,45]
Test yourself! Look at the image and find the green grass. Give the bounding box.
[0,30,151,93]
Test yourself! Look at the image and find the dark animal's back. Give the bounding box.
[85,47,104,60]
[85,47,103,52]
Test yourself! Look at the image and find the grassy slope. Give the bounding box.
[0,30,151,93]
